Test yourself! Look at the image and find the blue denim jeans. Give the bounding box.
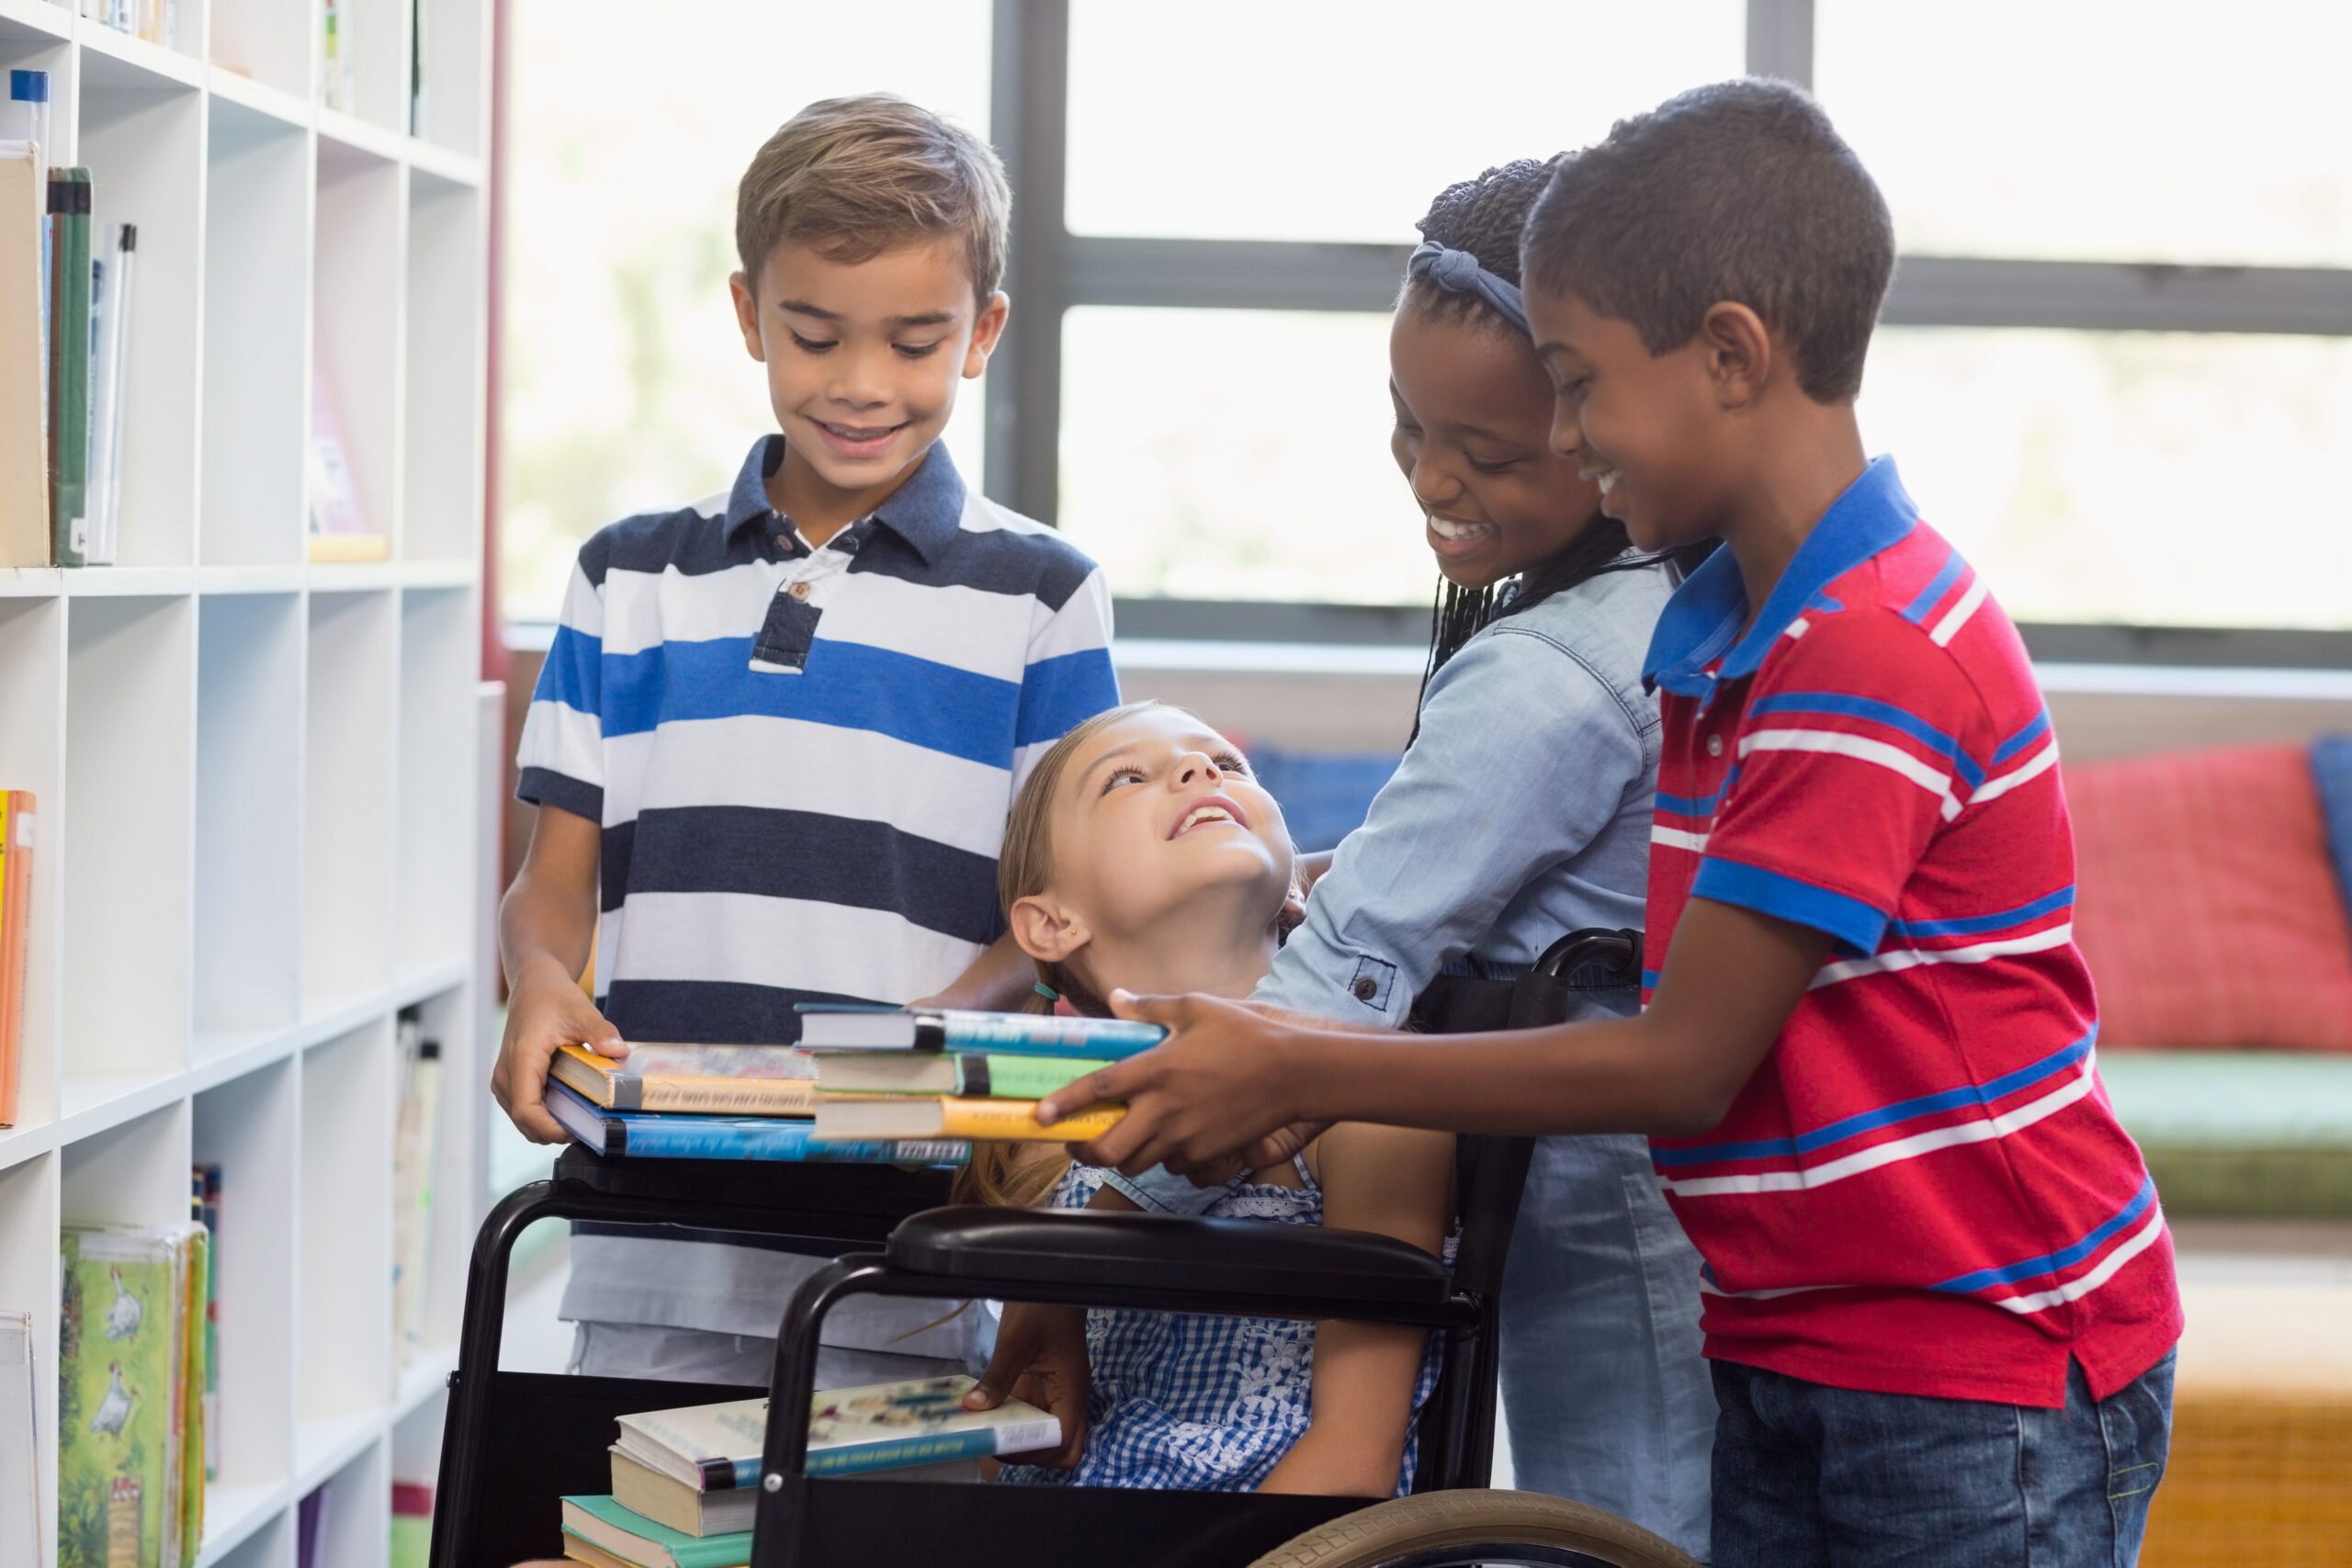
[1711,1349,2176,1568]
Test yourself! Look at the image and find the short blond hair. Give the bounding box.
[735,94,1011,301]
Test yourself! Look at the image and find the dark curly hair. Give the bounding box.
[1400,162,1709,715]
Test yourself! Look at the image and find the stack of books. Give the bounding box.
[801,1005,1159,1145]
[560,1376,1059,1566]
[541,1040,966,1168]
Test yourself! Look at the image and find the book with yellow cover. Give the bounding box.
[811,1095,1121,1144]
[549,1043,818,1115]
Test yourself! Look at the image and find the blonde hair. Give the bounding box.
[735,94,1011,301]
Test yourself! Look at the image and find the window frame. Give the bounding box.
[982,0,2352,664]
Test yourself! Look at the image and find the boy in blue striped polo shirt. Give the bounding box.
[496,96,1120,1386]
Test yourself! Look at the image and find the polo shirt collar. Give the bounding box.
[720,435,967,562]
[1643,456,1919,697]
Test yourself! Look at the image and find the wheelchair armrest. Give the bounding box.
[885,1205,1453,1308]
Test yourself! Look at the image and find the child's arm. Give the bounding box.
[1042,897,1830,1175]
[1260,1122,1453,1497]
[491,801,624,1142]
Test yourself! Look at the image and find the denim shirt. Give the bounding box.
[1107,554,1676,1212]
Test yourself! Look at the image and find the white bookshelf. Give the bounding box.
[0,0,493,1563]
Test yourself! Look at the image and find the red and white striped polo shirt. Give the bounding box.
[1641,457,2182,1407]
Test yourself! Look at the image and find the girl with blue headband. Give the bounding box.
[972,160,1714,1557]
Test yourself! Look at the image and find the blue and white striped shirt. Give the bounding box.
[517,435,1120,1339]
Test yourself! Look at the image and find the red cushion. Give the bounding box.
[2066,743,2352,1051]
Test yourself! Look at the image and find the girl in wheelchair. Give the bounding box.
[969,701,1456,1499]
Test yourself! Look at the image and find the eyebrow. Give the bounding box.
[776,299,959,330]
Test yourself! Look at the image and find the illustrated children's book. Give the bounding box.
[795,1003,1166,1058]
[545,1081,964,1167]
[560,1495,749,1568]
[58,1223,208,1568]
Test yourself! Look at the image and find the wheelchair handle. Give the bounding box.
[1528,927,1644,987]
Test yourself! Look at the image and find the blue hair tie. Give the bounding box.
[1033,980,1060,1004]
[1407,240,1530,333]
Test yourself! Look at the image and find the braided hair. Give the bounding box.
[1400,160,1709,717]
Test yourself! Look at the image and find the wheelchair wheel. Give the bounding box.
[1249,1490,1699,1568]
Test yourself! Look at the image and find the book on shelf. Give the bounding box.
[814,1049,1111,1100]
[58,1222,209,1568]
[0,141,46,564]
[560,1495,748,1568]
[0,789,35,1128]
[545,1080,967,1167]
[795,1003,1165,1059]
[321,0,356,114]
[617,1375,1058,1487]
[391,1480,434,1568]
[813,1094,1121,1144]
[190,1165,220,1483]
[551,1041,818,1115]
[391,1010,442,1367]
[296,1481,331,1568]
[2,1309,36,1568]
[46,168,91,568]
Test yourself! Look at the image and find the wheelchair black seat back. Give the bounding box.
[431,931,1643,1568]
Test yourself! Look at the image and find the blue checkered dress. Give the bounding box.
[997,1160,1447,1495]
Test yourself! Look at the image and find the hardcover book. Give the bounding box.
[615,1375,1059,1487]
[813,1051,1110,1100]
[811,1095,1122,1144]
[59,1224,206,1568]
[545,1081,965,1167]
[796,1004,1164,1059]
[551,1042,818,1115]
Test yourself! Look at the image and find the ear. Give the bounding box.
[729,270,765,364]
[1697,301,1773,409]
[1008,892,1089,965]
[963,291,1010,380]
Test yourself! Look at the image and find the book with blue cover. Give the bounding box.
[615,1375,1059,1489]
[794,1004,1165,1059]
[544,1080,966,1166]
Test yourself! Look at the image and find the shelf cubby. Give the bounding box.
[0,1151,59,1554]
[0,22,73,163]
[209,0,313,104]
[313,140,404,550]
[75,67,202,567]
[61,594,194,1106]
[396,587,474,977]
[198,94,309,567]
[295,1018,392,1465]
[60,1096,191,1233]
[401,172,481,563]
[301,590,396,1010]
[195,592,304,1055]
[0,594,65,1139]
[194,1059,299,1503]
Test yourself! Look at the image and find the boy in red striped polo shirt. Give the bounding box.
[1052,79,2182,1566]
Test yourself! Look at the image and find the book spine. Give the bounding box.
[936,1099,1123,1142]
[697,1455,760,1490]
[808,1416,1063,1476]
[46,172,91,567]
[919,1014,1165,1059]
[964,1055,1111,1101]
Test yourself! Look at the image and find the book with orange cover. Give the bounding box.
[0,789,34,1128]
[550,1043,817,1116]
[810,1095,1121,1144]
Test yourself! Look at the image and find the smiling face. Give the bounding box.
[1524,282,1736,554]
[1388,307,1604,592]
[1006,707,1294,988]
[729,237,1007,528]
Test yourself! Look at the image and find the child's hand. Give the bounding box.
[1040,991,1309,1179]
[492,956,627,1143]
[963,1303,1090,1467]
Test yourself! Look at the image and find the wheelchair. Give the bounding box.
[431,930,1693,1568]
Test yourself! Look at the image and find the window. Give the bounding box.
[500,0,2352,647]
